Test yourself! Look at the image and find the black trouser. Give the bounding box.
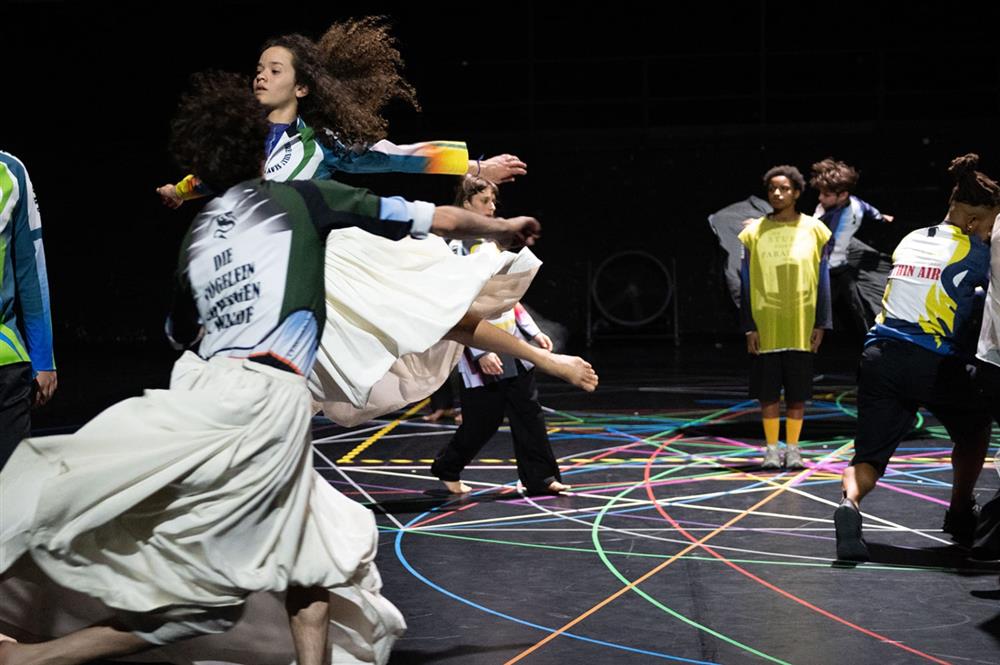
[831,264,871,337]
[0,362,32,470]
[431,366,561,494]
[428,370,457,412]
[972,361,1000,556]
[853,340,991,476]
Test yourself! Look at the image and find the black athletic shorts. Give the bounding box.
[749,350,814,402]
[853,339,992,476]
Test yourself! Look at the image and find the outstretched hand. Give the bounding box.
[479,154,527,184]
[156,184,184,209]
[501,216,541,247]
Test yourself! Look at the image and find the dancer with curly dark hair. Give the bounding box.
[0,71,594,665]
[156,18,525,207]
[834,154,1000,561]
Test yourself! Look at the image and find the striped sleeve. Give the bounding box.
[286,180,434,241]
[175,174,210,200]
[323,139,469,176]
[514,303,541,339]
[10,161,55,372]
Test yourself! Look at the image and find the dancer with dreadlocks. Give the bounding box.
[0,71,594,665]
[834,154,1000,562]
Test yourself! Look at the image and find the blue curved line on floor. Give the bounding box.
[392,509,721,664]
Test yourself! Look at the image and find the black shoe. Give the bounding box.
[834,499,870,562]
[942,501,980,545]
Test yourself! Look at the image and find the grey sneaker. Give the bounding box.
[761,446,781,470]
[785,446,805,469]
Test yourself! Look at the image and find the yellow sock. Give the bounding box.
[762,417,779,446]
[786,417,803,447]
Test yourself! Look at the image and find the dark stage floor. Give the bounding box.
[22,338,1000,664]
[313,339,1000,665]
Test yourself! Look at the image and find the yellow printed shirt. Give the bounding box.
[872,223,989,357]
[738,214,832,353]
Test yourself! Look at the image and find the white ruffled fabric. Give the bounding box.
[0,352,403,662]
[310,228,541,426]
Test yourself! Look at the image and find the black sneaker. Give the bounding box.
[834,499,870,562]
[942,502,980,545]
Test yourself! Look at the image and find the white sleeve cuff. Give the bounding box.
[408,200,435,238]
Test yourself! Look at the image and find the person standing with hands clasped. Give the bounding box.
[431,176,570,496]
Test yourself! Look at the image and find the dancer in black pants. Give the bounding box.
[432,176,569,496]
[835,154,1000,561]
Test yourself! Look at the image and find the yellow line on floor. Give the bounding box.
[337,399,429,464]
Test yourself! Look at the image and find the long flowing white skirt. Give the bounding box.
[310,228,541,426]
[0,352,403,662]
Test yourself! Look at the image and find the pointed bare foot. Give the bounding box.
[442,479,472,494]
[544,354,598,392]
[548,481,571,493]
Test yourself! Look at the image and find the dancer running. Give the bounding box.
[431,176,569,496]
[739,165,832,470]
[0,71,594,665]
[834,154,999,562]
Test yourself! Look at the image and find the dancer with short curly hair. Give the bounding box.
[740,164,832,471]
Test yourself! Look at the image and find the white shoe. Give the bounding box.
[761,446,781,470]
[785,446,805,469]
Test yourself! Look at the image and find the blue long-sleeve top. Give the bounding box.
[0,151,55,373]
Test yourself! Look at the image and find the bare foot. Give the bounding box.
[548,481,571,493]
[422,408,450,423]
[442,479,472,494]
[542,354,598,392]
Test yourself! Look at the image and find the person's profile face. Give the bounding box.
[254,46,308,110]
[818,189,848,210]
[463,189,497,217]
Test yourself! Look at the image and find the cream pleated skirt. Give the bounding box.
[310,228,541,426]
[0,352,404,662]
